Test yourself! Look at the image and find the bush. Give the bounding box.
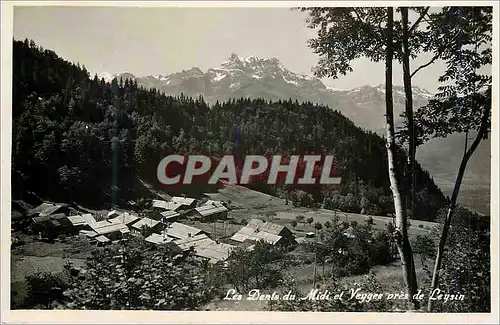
[430,208,490,312]
[225,241,285,291]
[368,231,392,266]
[411,234,436,259]
[61,240,216,310]
[269,273,402,312]
[24,272,68,309]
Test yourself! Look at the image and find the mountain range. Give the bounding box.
[96,53,490,214]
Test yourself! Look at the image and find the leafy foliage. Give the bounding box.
[60,238,216,310]
[403,7,492,144]
[24,272,68,309]
[268,272,402,312]
[224,241,287,292]
[305,222,393,277]
[429,208,490,312]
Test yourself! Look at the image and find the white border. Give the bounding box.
[1,1,499,324]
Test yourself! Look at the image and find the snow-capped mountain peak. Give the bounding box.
[95,72,116,83]
[219,53,285,74]
[93,54,435,134]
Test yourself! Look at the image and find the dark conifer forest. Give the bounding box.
[11,39,447,221]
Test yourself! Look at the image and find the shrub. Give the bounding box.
[61,240,216,310]
[411,234,436,260]
[24,272,68,309]
[368,231,392,266]
[225,241,285,292]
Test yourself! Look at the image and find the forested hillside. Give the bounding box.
[11,39,447,220]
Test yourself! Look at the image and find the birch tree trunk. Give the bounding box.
[385,7,419,309]
[428,105,490,311]
[401,7,416,220]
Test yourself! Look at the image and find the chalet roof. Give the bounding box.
[194,205,228,217]
[162,222,204,240]
[81,213,96,225]
[202,200,225,207]
[28,203,65,217]
[145,233,175,245]
[79,229,98,238]
[295,237,307,244]
[32,215,52,224]
[89,220,112,230]
[107,210,121,218]
[95,223,129,235]
[152,199,169,210]
[160,210,181,220]
[165,202,184,211]
[67,215,87,226]
[88,219,129,235]
[245,219,287,235]
[231,219,289,244]
[171,196,196,206]
[230,225,283,245]
[50,213,67,220]
[95,235,110,243]
[195,241,235,263]
[109,212,139,225]
[174,234,213,252]
[259,221,287,235]
[131,217,160,230]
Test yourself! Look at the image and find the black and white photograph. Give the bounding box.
[1,1,498,323]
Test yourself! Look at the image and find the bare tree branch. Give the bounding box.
[411,28,464,79]
[408,7,430,34]
[410,50,442,78]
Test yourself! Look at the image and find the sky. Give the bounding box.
[13,6,450,92]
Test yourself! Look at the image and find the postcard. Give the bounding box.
[1,1,498,324]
